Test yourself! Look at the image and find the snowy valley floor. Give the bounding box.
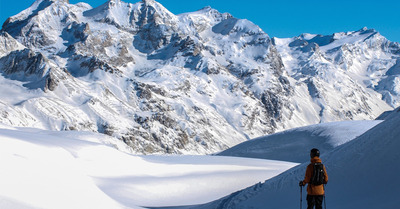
[0,124,296,209]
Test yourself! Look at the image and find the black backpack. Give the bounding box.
[310,163,325,185]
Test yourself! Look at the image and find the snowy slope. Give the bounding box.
[193,108,400,209]
[0,124,297,209]
[218,120,382,163]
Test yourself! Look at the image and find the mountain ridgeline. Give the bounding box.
[0,0,399,154]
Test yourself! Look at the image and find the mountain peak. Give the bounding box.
[139,0,173,13]
[354,27,377,37]
[102,0,125,9]
[33,0,69,4]
[142,0,156,4]
[140,0,164,9]
[2,0,77,39]
[199,6,212,12]
[358,26,375,33]
[107,0,120,3]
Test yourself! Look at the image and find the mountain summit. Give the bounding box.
[0,0,399,154]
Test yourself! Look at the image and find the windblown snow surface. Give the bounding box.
[187,108,400,209]
[218,120,382,163]
[0,123,297,209]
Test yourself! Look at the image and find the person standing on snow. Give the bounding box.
[299,148,328,209]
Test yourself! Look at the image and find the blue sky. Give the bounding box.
[1,0,399,43]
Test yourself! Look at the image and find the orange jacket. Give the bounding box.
[302,157,328,195]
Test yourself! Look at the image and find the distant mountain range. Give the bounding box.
[1,0,399,154]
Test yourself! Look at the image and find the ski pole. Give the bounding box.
[300,184,302,209]
[323,184,327,209]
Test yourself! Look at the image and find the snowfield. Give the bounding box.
[0,124,297,209]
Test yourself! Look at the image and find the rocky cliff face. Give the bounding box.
[0,0,398,154]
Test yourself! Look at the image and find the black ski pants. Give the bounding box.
[306,195,324,209]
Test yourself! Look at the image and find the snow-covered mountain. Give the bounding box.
[274,28,400,114]
[192,107,400,209]
[1,0,399,154]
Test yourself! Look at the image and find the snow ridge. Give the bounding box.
[218,120,382,163]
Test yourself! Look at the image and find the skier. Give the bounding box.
[299,148,328,209]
